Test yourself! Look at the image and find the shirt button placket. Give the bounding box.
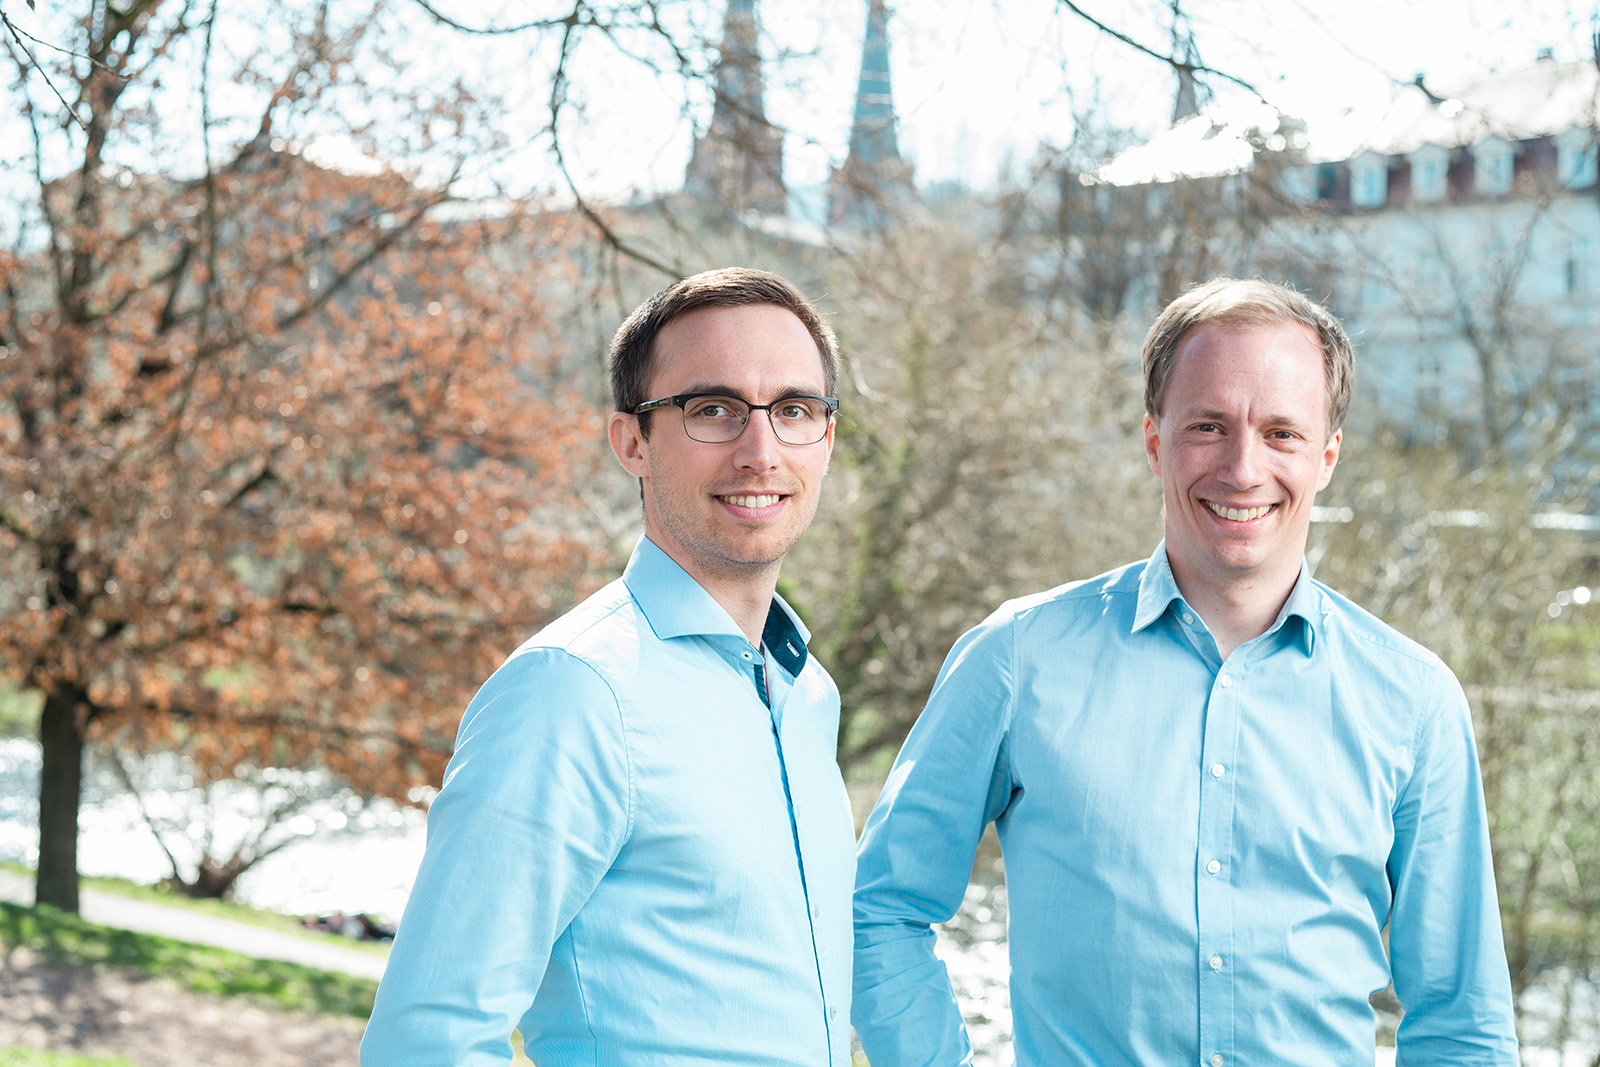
[1197,665,1238,1067]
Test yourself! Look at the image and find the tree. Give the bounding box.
[102,745,377,901]
[0,0,609,911]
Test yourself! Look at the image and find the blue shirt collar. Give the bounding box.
[1133,541,1321,656]
[622,536,811,675]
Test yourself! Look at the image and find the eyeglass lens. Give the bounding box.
[680,395,831,445]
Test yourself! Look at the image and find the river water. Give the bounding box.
[3,736,1593,1065]
[0,737,427,920]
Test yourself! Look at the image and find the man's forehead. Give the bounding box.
[1176,317,1319,352]
[649,304,826,390]
[1165,322,1327,405]
[1170,321,1322,379]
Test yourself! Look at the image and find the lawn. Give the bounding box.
[0,902,377,1019]
[0,863,389,959]
[0,1051,139,1067]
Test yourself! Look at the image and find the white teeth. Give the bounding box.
[724,494,780,508]
[1209,502,1271,521]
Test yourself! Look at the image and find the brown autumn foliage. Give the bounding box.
[0,0,611,909]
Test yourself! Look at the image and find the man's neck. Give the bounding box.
[1169,555,1300,661]
[702,576,780,647]
[645,537,780,646]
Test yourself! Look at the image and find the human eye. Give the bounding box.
[773,398,820,422]
[684,396,745,421]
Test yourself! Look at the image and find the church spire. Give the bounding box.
[828,0,914,230]
[845,0,901,170]
[685,0,786,216]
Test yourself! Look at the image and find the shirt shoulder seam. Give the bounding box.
[516,614,640,845]
[1314,585,1447,672]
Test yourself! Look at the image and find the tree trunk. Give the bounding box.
[36,684,87,913]
[182,855,253,901]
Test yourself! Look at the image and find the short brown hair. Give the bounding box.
[1141,277,1354,435]
[609,268,838,434]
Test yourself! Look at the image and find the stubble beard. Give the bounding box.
[649,491,816,586]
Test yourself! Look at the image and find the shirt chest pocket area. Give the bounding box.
[619,676,811,903]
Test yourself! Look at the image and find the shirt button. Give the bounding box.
[1182,612,1195,625]
[1209,954,1223,971]
[829,1007,838,1021]
[1218,674,1232,688]
[1211,1054,1225,1067]
[1206,859,1221,875]
[1210,763,1226,779]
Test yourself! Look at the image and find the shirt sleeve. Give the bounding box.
[1386,666,1518,1064]
[852,616,1017,1067]
[360,648,633,1067]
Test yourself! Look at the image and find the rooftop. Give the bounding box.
[1095,57,1600,186]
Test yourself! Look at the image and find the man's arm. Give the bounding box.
[853,619,1016,1067]
[360,648,631,1067]
[1387,668,1518,1063]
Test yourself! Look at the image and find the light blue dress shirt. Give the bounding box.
[853,544,1516,1066]
[362,536,855,1066]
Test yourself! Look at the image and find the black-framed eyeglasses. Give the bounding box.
[633,392,839,445]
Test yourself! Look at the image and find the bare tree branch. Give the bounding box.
[1,3,92,130]
[401,0,581,36]
[547,11,682,279]
[107,748,190,883]
[1054,0,1264,100]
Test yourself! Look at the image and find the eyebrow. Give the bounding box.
[673,383,828,399]
[1187,408,1316,430]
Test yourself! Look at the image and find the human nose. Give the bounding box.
[1217,434,1265,486]
[732,407,783,468]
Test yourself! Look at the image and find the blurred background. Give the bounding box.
[1,0,1597,1062]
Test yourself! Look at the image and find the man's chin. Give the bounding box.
[719,538,797,571]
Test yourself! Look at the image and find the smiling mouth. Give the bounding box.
[719,493,784,508]
[1206,501,1274,522]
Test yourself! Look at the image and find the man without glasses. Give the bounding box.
[362,267,854,1065]
[852,277,1517,1065]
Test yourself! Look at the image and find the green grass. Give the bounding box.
[0,682,41,737]
[0,902,378,1019]
[0,1050,139,1067]
[0,863,390,958]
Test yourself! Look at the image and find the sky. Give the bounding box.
[543,0,1600,200]
[3,0,1596,205]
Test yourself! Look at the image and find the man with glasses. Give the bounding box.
[852,278,1517,1065]
[363,268,854,1065]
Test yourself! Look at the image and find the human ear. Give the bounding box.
[1316,428,1342,490]
[608,412,649,479]
[1142,413,1162,477]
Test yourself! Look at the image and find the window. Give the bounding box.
[1556,127,1598,189]
[1409,145,1449,202]
[1315,163,1339,200]
[1474,138,1515,197]
[1349,153,1388,208]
